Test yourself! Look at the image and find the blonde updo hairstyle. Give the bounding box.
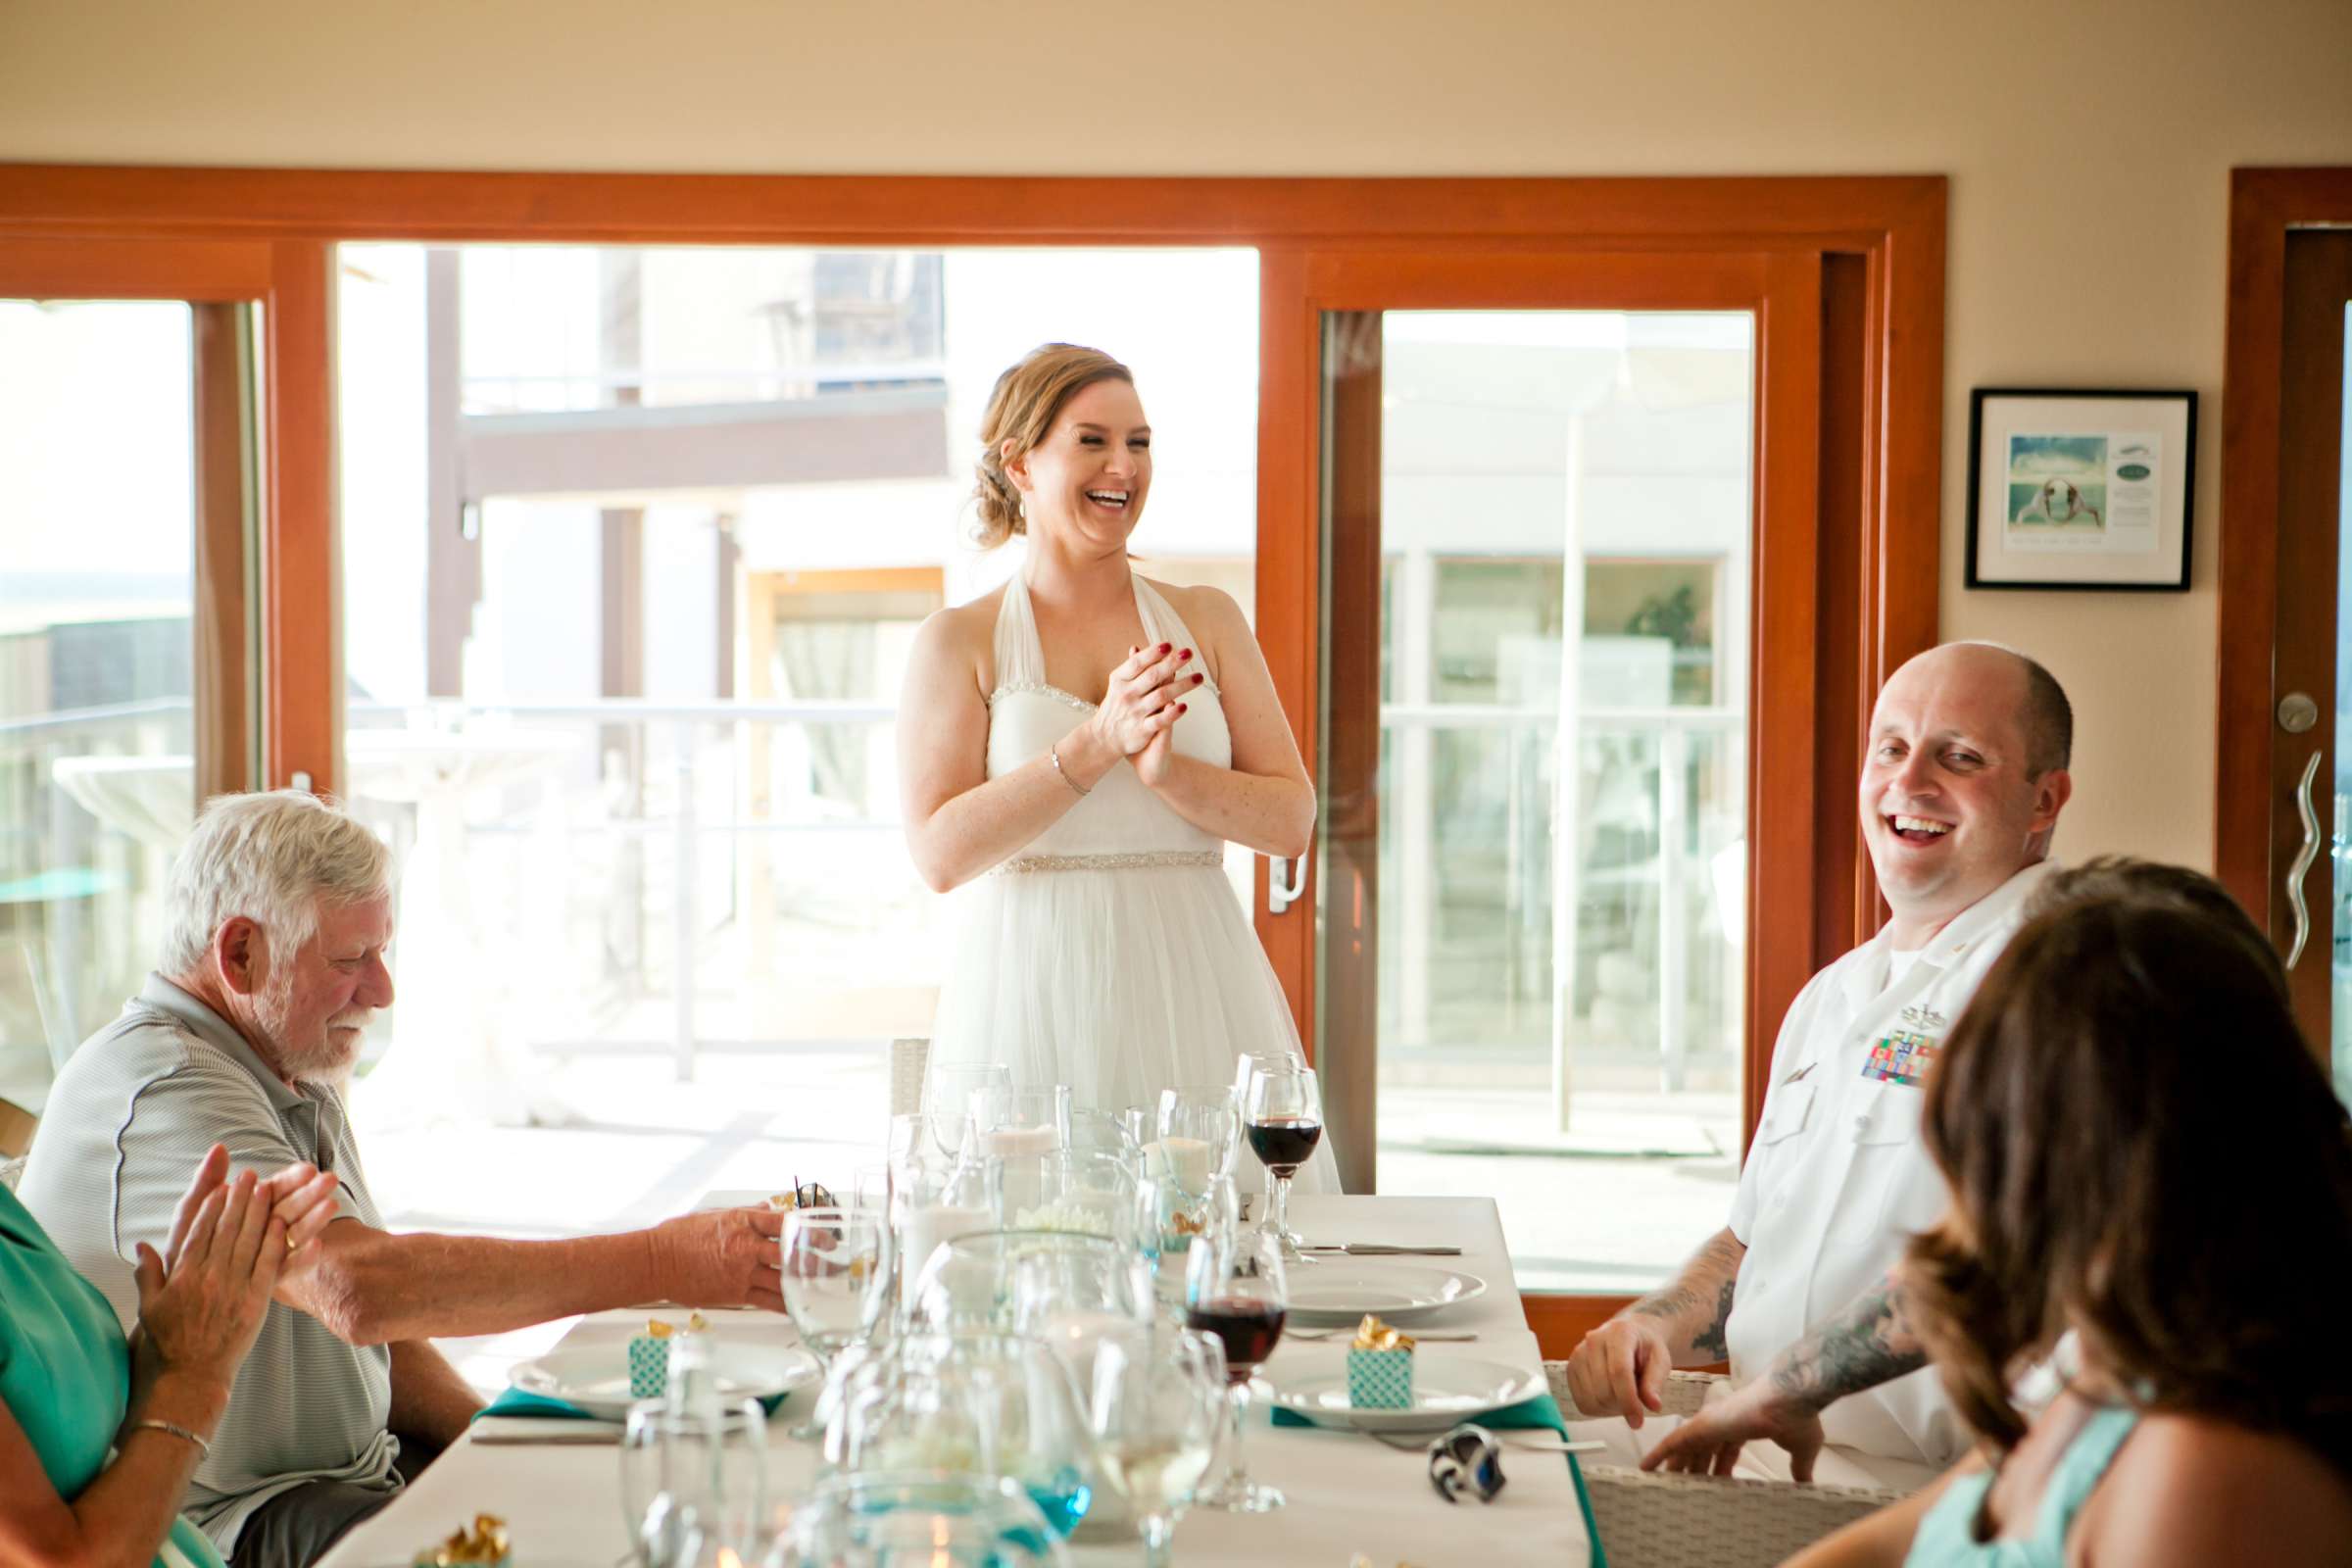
[972,343,1135,550]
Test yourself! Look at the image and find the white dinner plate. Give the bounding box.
[1281,1261,1487,1324]
[508,1342,819,1420]
[1264,1351,1544,1433]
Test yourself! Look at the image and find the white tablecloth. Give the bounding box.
[317,1195,1594,1567]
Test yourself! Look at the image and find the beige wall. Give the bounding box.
[7,0,2351,868]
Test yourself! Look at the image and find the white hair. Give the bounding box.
[160,791,394,978]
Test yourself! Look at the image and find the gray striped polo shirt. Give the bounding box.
[18,974,399,1554]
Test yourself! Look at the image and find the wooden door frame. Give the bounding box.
[0,236,313,798]
[2,168,1942,1349]
[2217,169,2352,953]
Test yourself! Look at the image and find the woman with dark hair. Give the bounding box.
[1789,859,2352,1566]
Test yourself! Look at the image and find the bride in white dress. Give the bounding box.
[899,343,1338,1189]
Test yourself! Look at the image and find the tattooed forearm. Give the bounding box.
[1691,1275,1736,1360]
[1766,1271,1926,1412]
[1623,1228,1747,1362]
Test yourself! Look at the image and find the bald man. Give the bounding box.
[1562,643,2075,1484]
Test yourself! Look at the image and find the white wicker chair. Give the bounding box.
[1545,1365,1909,1568]
[888,1037,930,1118]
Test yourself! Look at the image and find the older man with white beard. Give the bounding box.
[21,791,786,1568]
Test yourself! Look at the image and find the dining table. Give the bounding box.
[316,1193,1602,1567]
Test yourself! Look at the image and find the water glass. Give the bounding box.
[780,1207,893,1436]
[771,1471,1067,1567]
[1083,1325,1229,1568]
[924,1064,1011,1155]
[618,1397,767,1568]
[1135,1171,1236,1319]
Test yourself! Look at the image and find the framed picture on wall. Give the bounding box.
[1965,388,2197,591]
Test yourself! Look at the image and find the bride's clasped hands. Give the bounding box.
[1088,641,1205,789]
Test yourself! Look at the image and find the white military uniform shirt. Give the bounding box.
[1725,859,2055,1466]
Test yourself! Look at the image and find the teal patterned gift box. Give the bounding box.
[1347,1345,1415,1408]
[628,1332,671,1398]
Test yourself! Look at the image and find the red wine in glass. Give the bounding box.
[1246,1117,1322,1174]
[1187,1297,1288,1384]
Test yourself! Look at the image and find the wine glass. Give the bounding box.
[776,1471,1068,1566]
[779,1207,893,1437]
[618,1397,766,1568]
[926,1063,1013,1156]
[1231,1052,1290,1221]
[1183,1219,1288,1512]
[1084,1325,1229,1568]
[1242,1063,1322,1253]
[1135,1171,1238,1321]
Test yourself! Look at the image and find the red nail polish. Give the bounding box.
[1158,643,1172,655]
[1178,703,1188,714]
[1178,648,1193,660]
[1194,672,1205,684]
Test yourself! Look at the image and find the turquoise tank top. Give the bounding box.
[0,1184,226,1568]
[1904,1403,2140,1567]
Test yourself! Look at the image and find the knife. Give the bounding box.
[1298,1244,1463,1255]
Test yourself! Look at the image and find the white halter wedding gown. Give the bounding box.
[923,570,1337,1191]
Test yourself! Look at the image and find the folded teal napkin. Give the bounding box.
[471,1387,792,1423]
[1270,1392,1608,1568]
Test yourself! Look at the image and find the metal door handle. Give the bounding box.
[2286,749,2323,969]
[1268,848,1309,915]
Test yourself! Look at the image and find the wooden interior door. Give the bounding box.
[2219,169,2352,1080]
[2267,232,2352,1054]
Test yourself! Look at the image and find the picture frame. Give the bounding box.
[1965,388,2197,591]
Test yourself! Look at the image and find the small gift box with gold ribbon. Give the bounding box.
[626,1312,709,1398]
[1346,1313,1417,1408]
[413,1514,509,1568]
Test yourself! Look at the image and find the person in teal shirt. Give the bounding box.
[0,1143,338,1568]
[1788,861,2352,1567]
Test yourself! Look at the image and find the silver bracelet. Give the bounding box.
[1049,742,1091,798]
[129,1418,212,1460]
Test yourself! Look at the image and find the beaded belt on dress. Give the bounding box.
[992,849,1224,875]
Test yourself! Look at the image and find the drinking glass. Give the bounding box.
[1066,1105,1142,1166]
[1242,1063,1323,1253]
[826,1331,1099,1540]
[1231,1052,1291,1222]
[851,1163,892,1214]
[1084,1326,1229,1568]
[618,1397,766,1568]
[925,1063,1012,1156]
[772,1471,1067,1567]
[1135,1172,1237,1320]
[779,1207,893,1437]
[1153,1084,1240,1189]
[1183,1220,1289,1512]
